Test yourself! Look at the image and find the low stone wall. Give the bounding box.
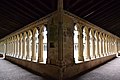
[5,54,116,80]
[5,56,59,80]
[63,54,116,80]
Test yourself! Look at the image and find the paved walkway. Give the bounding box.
[0,58,48,80]
[74,57,120,80]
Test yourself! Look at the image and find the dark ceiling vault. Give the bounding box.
[0,0,120,39]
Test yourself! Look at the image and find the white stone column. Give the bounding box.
[105,35,108,56]
[27,30,32,60]
[10,39,12,56]
[77,24,84,61]
[108,36,110,55]
[14,36,16,57]
[15,36,18,57]
[109,37,112,55]
[99,33,103,57]
[113,38,115,54]
[22,32,27,59]
[32,28,37,61]
[84,27,90,60]
[12,37,14,57]
[90,29,95,59]
[16,35,19,58]
[38,27,44,62]
[115,39,118,54]
[19,34,23,58]
[7,40,9,55]
[95,31,100,58]
[8,40,10,56]
[103,34,106,56]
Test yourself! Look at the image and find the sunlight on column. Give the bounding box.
[89,33,93,59]
[36,31,39,61]
[43,27,47,63]
[83,29,86,61]
[74,25,79,63]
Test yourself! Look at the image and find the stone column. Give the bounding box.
[6,40,8,56]
[10,39,13,57]
[108,36,110,55]
[95,31,100,58]
[84,27,90,60]
[15,36,18,58]
[22,32,27,59]
[114,39,116,54]
[7,41,9,55]
[27,30,32,60]
[16,35,19,58]
[90,29,95,59]
[8,41,9,56]
[109,37,112,55]
[105,35,108,56]
[38,27,44,62]
[103,34,106,56]
[32,28,37,61]
[77,24,84,61]
[19,34,23,58]
[99,33,103,57]
[112,38,114,54]
[9,40,11,56]
[12,37,14,57]
[14,36,16,57]
[11,38,13,56]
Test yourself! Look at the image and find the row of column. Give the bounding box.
[74,23,118,63]
[1,25,47,63]
[0,23,119,64]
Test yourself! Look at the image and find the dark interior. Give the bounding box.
[0,0,120,38]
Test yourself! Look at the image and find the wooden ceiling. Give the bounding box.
[0,0,120,38]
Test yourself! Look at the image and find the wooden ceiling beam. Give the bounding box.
[2,0,36,19]
[24,0,46,15]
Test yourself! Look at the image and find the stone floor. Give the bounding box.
[0,58,49,80]
[74,57,120,80]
